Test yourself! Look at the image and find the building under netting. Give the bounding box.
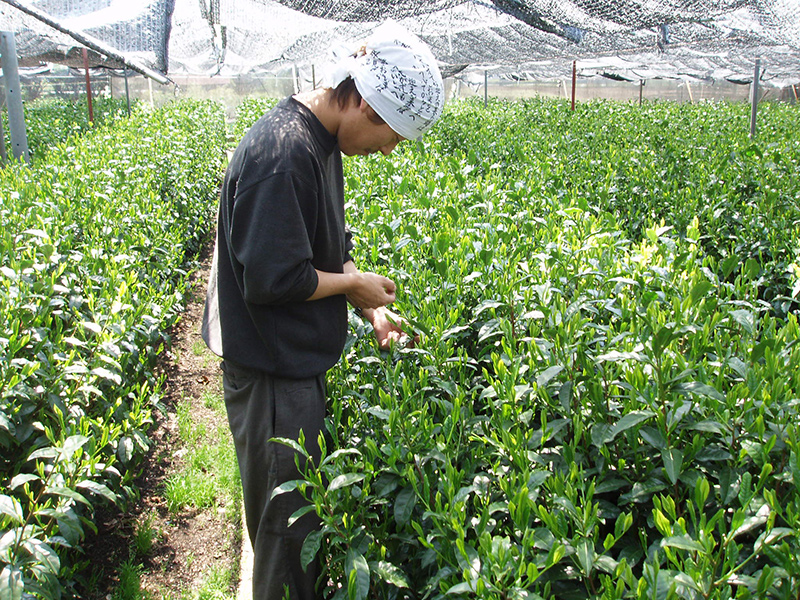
[1,1,799,111]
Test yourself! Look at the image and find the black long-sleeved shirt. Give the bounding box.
[202,96,354,378]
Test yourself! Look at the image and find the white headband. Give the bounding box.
[323,21,445,140]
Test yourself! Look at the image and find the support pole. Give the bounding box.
[0,110,7,163]
[792,84,798,103]
[750,58,761,138]
[571,60,576,111]
[484,70,488,108]
[124,69,131,116]
[82,48,94,123]
[685,80,694,104]
[639,80,644,105]
[312,64,316,89]
[0,31,29,162]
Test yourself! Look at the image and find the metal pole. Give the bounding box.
[750,58,761,138]
[124,69,131,116]
[484,70,488,108]
[82,48,94,123]
[312,64,316,89]
[571,60,576,110]
[639,80,644,105]
[0,110,7,163]
[0,31,29,162]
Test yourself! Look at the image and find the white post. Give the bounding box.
[750,59,761,138]
[0,31,30,162]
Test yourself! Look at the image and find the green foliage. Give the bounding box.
[271,97,800,599]
[0,99,226,598]
[4,96,131,162]
[112,558,151,600]
[164,399,240,516]
[229,97,278,143]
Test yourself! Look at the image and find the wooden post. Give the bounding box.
[571,60,576,110]
[685,80,694,104]
[82,47,94,122]
[0,31,30,162]
[750,59,761,138]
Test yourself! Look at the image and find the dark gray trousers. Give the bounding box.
[221,360,326,600]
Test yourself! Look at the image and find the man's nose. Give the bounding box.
[379,141,399,155]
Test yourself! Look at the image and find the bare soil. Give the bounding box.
[81,241,242,599]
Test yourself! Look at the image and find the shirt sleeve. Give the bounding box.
[229,171,320,305]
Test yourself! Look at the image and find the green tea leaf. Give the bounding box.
[0,564,23,600]
[536,365,563,388]
[373,561,410,588]
[730,309,755,336]
[576,539,595,575]
[595,350,647,364]
[300,529,323,571]
[345,550,370,600]
[8,474,38,490]
[689,280,713,305]
[270,437,310,458]
[662,449,683,485]
[76,480,117,502]
[394,487,417,527]
[270,480,300,499]
[595,410,656,446]
[328,473,365,492]
[287,504,317,528]
[661,535,705,553]
[0,496,24,525]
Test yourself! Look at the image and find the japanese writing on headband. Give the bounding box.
[366,41,443,130]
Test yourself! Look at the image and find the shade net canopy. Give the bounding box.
[0,0,798,86]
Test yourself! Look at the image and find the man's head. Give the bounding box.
[323,21,445,142]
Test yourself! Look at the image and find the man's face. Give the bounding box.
[338,100,405,157]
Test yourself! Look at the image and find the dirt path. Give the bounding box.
[83,241,244,599]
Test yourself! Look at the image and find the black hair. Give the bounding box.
[329,76,385,125]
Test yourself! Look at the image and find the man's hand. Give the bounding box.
[346,272,396,309]
[363,306,419,350]
[308,268,395,307]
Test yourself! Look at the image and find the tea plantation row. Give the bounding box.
[2,97,130,161]
[0,100,226,597]
[2,94,799,599]
[267,98,798,600]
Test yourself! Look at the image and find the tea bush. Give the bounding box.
[257,97,800,599]
[230,96,278,142]
[3,96,130,161]
[0,99,226,598]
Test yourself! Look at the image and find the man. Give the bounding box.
[202,21,444,600]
